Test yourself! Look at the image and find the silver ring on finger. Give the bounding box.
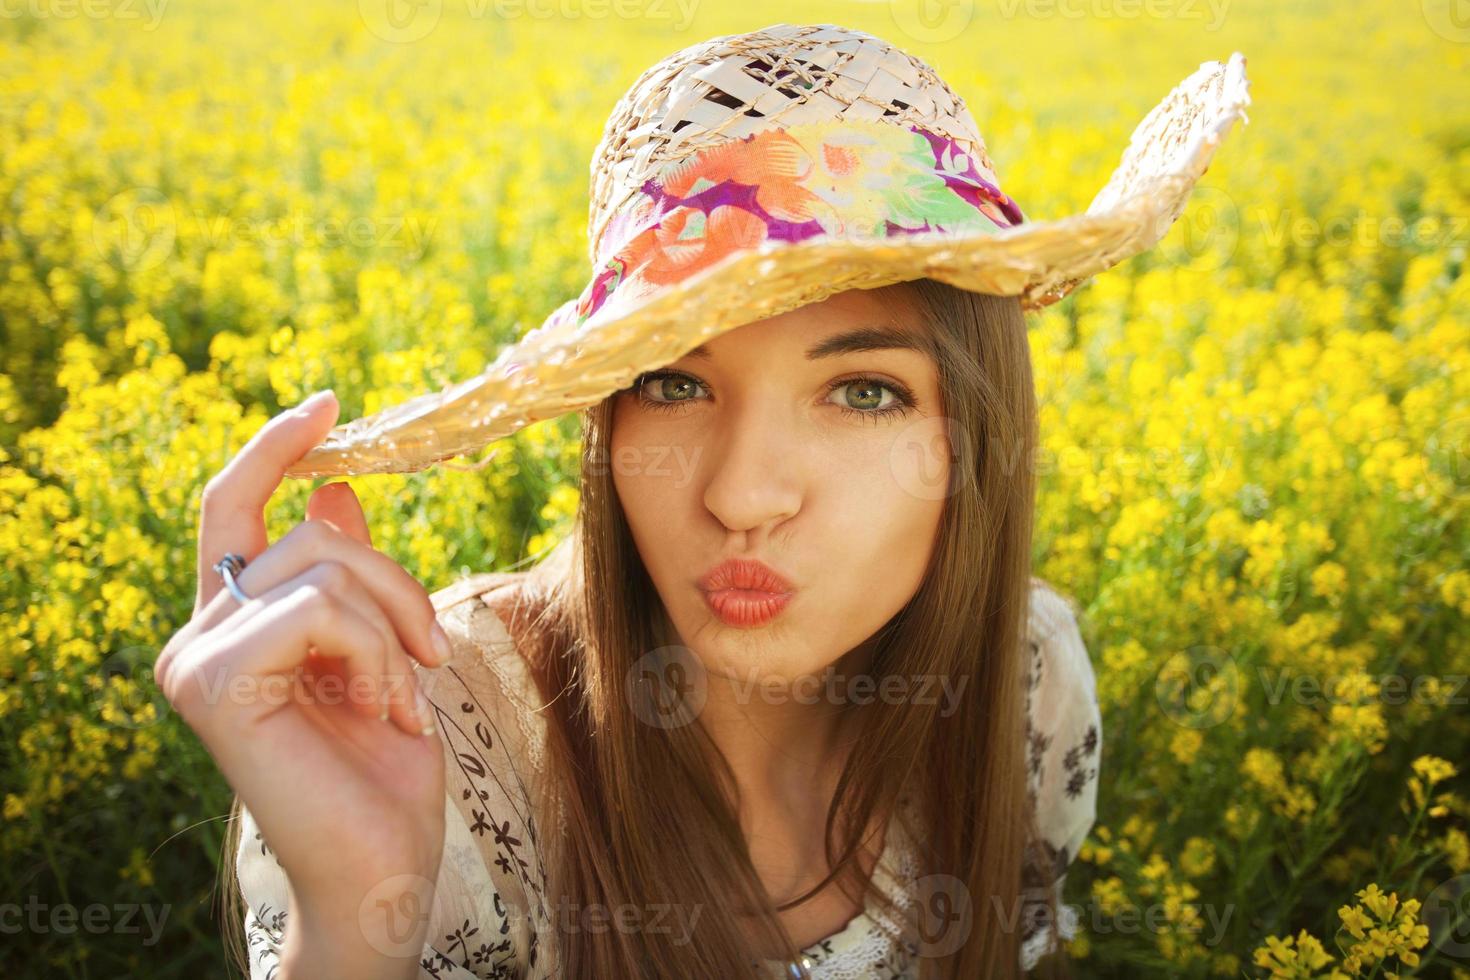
[212,552,253,605]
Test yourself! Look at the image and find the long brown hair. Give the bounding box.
[220,277,1065,979]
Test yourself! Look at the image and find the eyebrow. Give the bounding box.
[681,325,937,362]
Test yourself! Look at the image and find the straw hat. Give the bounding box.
[284,22,1251,479]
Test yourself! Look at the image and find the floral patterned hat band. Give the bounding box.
[286,22,1252,479]
[568,115,1030,334]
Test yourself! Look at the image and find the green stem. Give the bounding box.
[1384,795,1429,883]
[31,804,86,980]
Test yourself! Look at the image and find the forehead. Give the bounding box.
[680,286,936,364]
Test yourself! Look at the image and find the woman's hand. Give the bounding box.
[154,390,450,976]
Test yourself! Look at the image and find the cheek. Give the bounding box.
[817,433,948,597]
[881,412,956,503]
[610,402,695,549]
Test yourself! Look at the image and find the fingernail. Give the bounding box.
[414,682,436,736]
[300,389,335,410]
[430,623,452,666]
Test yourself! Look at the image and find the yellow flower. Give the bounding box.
[1309,561,1348,602]
[1328,882,1432,973]
[1178,837,1217,878]
[1443,828,1470,873]
[1339,903,1372,939]
[1441,570,1470,617]
[1169,727,1203,766]
[119,846,155,888]
[1411,755,1458,786]
[1242,748,1288,796]
[1091,876,1128,918]
[1252,929,1336,976]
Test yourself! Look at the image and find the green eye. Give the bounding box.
[826,378,914,423]
[835,380,889,411]
[633,371,707,410]
[654,375,699,401]
[630,370,916,423]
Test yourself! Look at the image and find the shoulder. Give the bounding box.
[1018,578,1101,971]
[1023,576,1096,707]
[421,572,551,834]
[1025,575,1083,647]
[429,572,533,666]
[423,570,547,729]
[1021,576,1101,865]
[431,570,528,621]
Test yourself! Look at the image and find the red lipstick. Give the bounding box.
[697,558,795,628]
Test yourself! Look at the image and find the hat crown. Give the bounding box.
[585,22,1003,266]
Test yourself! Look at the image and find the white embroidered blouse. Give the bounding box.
[235,575,1101,979]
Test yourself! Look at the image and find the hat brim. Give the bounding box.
[285,53,1250,479]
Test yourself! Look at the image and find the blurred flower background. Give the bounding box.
[0,0,1467,976]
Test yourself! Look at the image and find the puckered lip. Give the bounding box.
[696,557,796,595]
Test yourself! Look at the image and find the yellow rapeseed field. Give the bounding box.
[1,0,1466,976]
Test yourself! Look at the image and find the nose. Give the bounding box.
[700,393,804,535]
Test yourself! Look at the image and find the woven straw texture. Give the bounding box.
[284,23,1250,478]
[585,24,1009,268]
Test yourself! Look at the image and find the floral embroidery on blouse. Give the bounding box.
[234,574,1100,979]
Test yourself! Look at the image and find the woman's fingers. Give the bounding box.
[164,568,385,726]
[163,562,435,738]
[289,560,433,733]
[192,519,450,671]
[304,480,374,549]
[195,390,340,612]
[173,390,446,740]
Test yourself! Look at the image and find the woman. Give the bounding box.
[157,22,1249,980]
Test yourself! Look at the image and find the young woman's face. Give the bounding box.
[610,286,951,685]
